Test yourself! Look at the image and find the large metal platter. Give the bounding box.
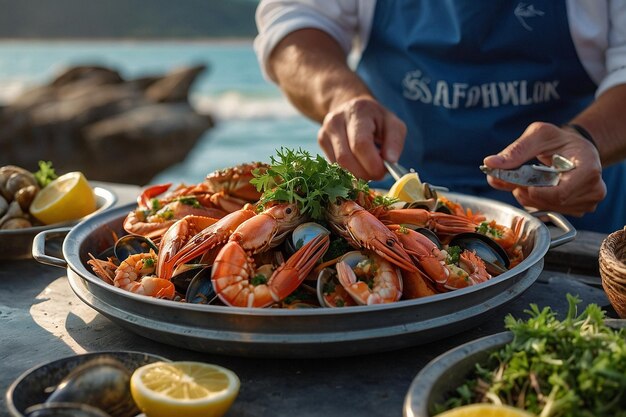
[37,192,572,357]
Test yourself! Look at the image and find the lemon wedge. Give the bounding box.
[130,361,240,417]
[436,404,536,417]
[387,172,426,203]
[29,171,96,225]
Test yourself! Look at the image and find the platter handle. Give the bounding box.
[530,211,576,249]
[32,228,71,268]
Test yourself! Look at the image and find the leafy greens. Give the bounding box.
[438,294,626,417]
[250,148,368,220]
[34,160,58,188]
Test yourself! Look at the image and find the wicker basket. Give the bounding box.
[600,226,626,318]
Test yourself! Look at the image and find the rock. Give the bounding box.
[83,104,213,184]
[0,64,214,184]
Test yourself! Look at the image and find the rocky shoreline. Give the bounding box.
[0,64,214,185]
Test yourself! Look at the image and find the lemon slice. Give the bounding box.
[130,361,240,417]
[29,171,96,225]
[436,404,536,417]
[387,172,426,203]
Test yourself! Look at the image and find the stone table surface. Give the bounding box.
[0,183,615,417]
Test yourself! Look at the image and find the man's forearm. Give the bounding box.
[571,83,626,166]
[267,28,372,123]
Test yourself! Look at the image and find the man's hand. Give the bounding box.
[318,96,406,180]
[267,29,407,180]
[483,122,606,216]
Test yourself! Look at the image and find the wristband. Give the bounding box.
[563,123,598,151]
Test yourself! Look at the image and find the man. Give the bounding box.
[254,1,626,232]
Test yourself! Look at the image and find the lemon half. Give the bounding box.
[387,172,426,203]
[130,361,240,417]
[436,404,536,417]
[29,171,96,225]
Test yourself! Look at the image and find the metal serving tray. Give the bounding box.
[33,193,574,358]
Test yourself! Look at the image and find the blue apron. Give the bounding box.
[358,0,626,233]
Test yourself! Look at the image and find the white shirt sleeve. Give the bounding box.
[253,0,372,80]
[567,0,626,96]
[598,0,626,96]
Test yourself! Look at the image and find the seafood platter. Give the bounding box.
[34,148,575,357]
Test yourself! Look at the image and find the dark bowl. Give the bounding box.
[403,331,513,417]
[6,350,169,417]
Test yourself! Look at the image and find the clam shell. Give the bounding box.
[286,222,331,255]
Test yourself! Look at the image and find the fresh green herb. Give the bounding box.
[250,148,369,220]
[323,237,352,262]
[437,295,626,417]
[372,194,398,207]
[251,274,268,286]
[476,221,503,238]
[446,246,461,264]
[159,208,174,220]
[283,287,317,305]
[34,160,58,187]
[174,196,201,208]
[143,258,155,268]
[323,280,337,295]
[150,198,161,213]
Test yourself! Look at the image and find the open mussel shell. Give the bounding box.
[185,267,217,304]
[170,263,207,294]
[44,357,138,417]
[448,232,510,276]
[414,227,442,248]
[113,235,158,261]
[25,402,112,417]
[316,268,339,308]
[285,222,330,256]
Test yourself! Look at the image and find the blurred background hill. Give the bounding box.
[0,0,258,39]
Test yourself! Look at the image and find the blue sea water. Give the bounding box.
[0,40,320,184]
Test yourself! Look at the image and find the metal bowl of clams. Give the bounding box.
[6,350,168,417]
[0,180,117,260]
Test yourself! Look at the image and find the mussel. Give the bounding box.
[113,235,158,261]
[448,232,510,276]
[185,267,218,304]
[414,227,442,248]
[43,357,138,417]
[285,222,330,256]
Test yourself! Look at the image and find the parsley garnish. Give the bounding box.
[437,295,626,416]
[250,148,368,220]
[34,160,58,187]
[323,237,352,262]
[251,274,268,286]
[174,196,201,208]
[446,245,461,264]
[476,221,503,238]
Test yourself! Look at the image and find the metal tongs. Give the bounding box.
[383,161,449,192]
[480,154,575,187]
